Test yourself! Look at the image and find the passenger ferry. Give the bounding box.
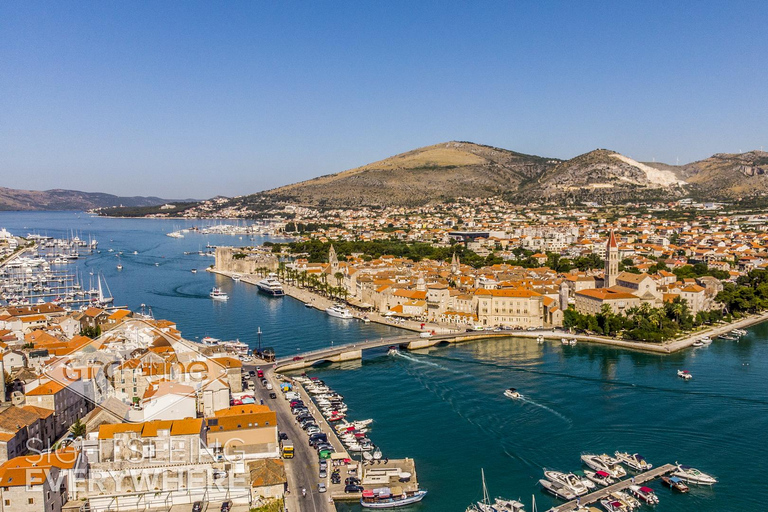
[210,287,229,301]
[256,274,285,296]
[326,303,354,319]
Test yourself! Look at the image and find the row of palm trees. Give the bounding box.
[252,264,350,302]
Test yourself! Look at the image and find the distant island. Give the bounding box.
[0,186,195,212]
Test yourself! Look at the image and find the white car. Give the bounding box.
[318,483,327,493]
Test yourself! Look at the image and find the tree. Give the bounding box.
[80,325,101,339]
[69,418,87,438]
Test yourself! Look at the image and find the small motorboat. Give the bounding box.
[700,336,712,345]
[504,388,522,399]
[191,269,197,273]
[561,338,570,345]
[661,476,689,493]
[614,452,652,471]
[116,264,123,270]
[536,335,544,344]
[599,499,629,512]
[360,488,427,508]
[583,470,614,487]
[538,479,577,501]
[232,273,241,282]
[362,451,374,461]
[677,369,692,380]
[610,491,640,510]
[629,485,659,505]
[692,340,705,347]
[387,346,398,356]
[304,301,313,308]
[672,464,718,485]
[373,447,382,460]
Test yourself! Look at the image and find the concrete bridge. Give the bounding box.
[274,331,508,372]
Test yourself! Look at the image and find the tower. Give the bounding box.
[559,281,569,311]
[451,252,459,274]
[416,273,426,292]
[328,244,339,272]
[605,230,619,288]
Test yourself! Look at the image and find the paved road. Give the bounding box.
[245,365,334,512]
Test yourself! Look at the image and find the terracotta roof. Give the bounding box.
[248,458,286,488]
[25,379,67,396]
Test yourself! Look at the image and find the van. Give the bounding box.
[247,380,256,390]
[281,440,294,459]
[285,391,300,401]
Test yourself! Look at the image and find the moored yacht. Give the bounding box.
[672,464,717,485]
[599,498,629,512]
[538,479,577,501]
[614,452,652,471]
[256,274,284,296]
[361,488,427,508]
[583,469,614,487]
[326,303,354,319]
[677,369,692,380]
[543,471,589,496]
[628,485,659,505]
[581,454,627,478]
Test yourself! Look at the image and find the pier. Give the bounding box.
[550,464,676,511]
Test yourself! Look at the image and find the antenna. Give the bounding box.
[257,326,262,355]
[676,157,680,166]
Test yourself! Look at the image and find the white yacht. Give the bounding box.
[538,479,577,501]
[543,471,589,496]
[231,273,242,282]
[326,303,353,319]
[466,469,525,512]
[583,469,614,487]
[504,388,522,399]
[677,369,693,380]
[256,274,285,296]
[614,452,652,471]
[581,454,627,478]
[672,464,717,485]
[210,287,229,301]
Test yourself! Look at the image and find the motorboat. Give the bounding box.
[661,476,689,493]
[232,273,241,282]
[538,479,577,501]
[581,454,627,478]
[362,316,371,323]
[677,369,692,380]
[583,470,614,487]
[700,336,712,345]
[256,273,285,296]
[304,301,313,308]
[116,263,123,270]
[613,452,652,471]
[360,488,427,508]
[191,269,197,273]
[466,469,525,512]
[543,471,589,496]
[504,388,522,399]
[326,303,354,319]
[599,499,629,512]
[387,346,399,356]
[628,485,659,505]
[692,340,705,347]
[672,464,717,485]
[210,287,229,301]
[373,447,382,460]
[536,335,544,344]
[610,491,640,510]
[573,471,596,490]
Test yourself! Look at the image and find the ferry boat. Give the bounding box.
[672,464,717,485]
[581,454,627,478]
[326,304,353,319]
[677,369,692,380]
[361,488,427,508]
[613,452,652,471]
[504,388,522,399]
[256,274,285,296]
[210,287,229,301]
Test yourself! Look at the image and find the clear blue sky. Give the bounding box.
[1,1,766,199]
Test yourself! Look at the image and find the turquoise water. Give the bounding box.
[2,212,765,511]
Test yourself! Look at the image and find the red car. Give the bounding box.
[292,356,304,361]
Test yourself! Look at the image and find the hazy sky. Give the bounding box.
[1,1,767,199]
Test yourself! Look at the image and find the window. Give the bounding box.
[4,500,9,506]
[29,498,34,504]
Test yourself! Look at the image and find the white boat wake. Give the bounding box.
[511,395,572,426]
[393,351,463,374]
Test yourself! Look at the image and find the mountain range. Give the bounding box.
[0,187,187,211]
[221,142,768,209]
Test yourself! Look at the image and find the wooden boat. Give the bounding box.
[661,476,689,493]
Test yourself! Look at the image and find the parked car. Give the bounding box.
[345,477,360,485]
[269,392,277,399]
[192,502,203,512]
[278,431,288,441]
[318,482,327,493]
[306,426,321,435]
[345,484,364,493]
[220,501,232,512]
[319,468,327,478]
[319,460,327,470]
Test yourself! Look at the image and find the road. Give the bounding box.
[244,364,334,512]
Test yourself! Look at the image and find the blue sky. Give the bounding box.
[1,1,766,199]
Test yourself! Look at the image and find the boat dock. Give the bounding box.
[550,464,676,511]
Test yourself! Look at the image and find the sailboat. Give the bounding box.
[95,273,114,306]
[466,469,525,512]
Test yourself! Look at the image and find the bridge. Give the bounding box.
[273,331,507,372]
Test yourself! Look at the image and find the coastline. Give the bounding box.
[210,269,768,354]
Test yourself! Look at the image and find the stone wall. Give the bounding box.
[214,247,279,274]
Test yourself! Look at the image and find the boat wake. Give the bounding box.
[393,351,463,374]
[516,396,572,426]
